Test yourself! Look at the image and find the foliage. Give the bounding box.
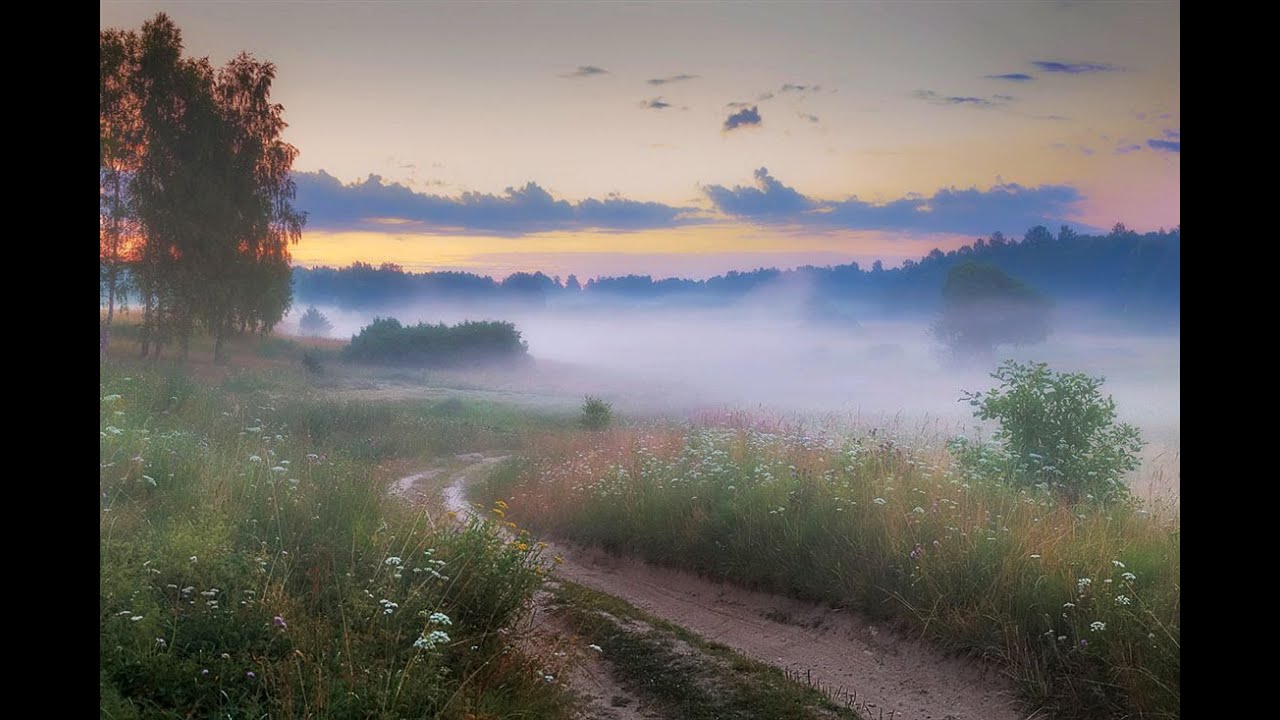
[932,262,1051,361]
[579,395,613,431]
[99,363,574,718]
[298,305,333,338]
[292,226,1179,328]
[482,425,1179,719]
[954,360,1145,502]
[301,350,324,375]
[101,13,305,361]
[343,317,529,367]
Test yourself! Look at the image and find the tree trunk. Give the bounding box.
[214,321,228,364]
[139,294,153,358]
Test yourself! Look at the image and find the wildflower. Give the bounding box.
[873,497,887,506]
[1090,621,1106,632]
[588,644,602,652]
[544,675,555,683]
[912,506,925,514]
[1029,554,1041,559]
[246,671,256,679]
[1111,560,1126,568]
[427,612,452,626]
[1080,639,1088,648]
[201,669,209,677]
[1063,602,1075,609]
[273,615,288,629]
[413,630,452,650]
[1122,572,1137,582]
[384,556,402,566]
[142,475,156,487]
[155,638,167,649]
[130,615,144,622]
[102,394,122,403]
[1057,635,1067,642]
[1114,595,1131,606]
[380,600,399,615]
[221,653,231,660]
[248,455,262,463]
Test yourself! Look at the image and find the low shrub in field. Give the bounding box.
[486,426,1179,719]
[952,360,1145,502]
[344,317,529,367]
[100,364,572,719]
[579,395,612,431]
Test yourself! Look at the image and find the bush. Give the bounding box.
[301,350,324,374]
[298,305,333,337]
[579,396,612,431]
[955,360,1144,501]
[344,317,529,367]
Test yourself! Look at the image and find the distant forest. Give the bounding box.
[294,224,1179,327]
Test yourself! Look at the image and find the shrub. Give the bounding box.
[955,359,1144,501]
[298,305,333,337]
[579,396,612,431]
[344,317,529,367]
[301,350,324,374]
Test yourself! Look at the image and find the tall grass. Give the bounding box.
[100,362,574,719]
[479,424,1180,719]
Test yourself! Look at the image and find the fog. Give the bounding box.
[287,287,1179,498]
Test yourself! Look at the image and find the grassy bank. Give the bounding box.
[99,361,575,719]
[477,425,1180,719]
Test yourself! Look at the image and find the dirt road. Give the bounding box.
[418,457,1032,720]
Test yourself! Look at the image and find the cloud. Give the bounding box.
[779,83,820,94]
[986,73,1035,82]
[293,171,699,235]
[1032,60,1119,74]
[702,168,816,218]
[641,97,673,110]
[561,65,609,78]
[798,112,820,123]
[723,105,762,131]
[1146,130,1180,153]
[704,168,1091,235]
[913,90,1011,108]
[647,73,697,85]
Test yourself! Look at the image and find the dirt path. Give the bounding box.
[413,457,1032,720]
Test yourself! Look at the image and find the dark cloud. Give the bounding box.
[798,112,820,123]
[561,65,609,78]
[986,73,1035,82]
[913,90,1011,108]
[756,91,775,102]
[704,168,1091,235]
[1147,130,1180,153]
[1032,60,1119,74]
[647,73,697,85]
[293,171,698,235]
[779,83,820,94]
[641,97,673,110]
[1116,143,1143,155]
[702,168,816,218]
[723,105,762,131]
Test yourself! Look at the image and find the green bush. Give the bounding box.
[344,317,529,367]
[579,396,612,431]
[955,359,1144,501]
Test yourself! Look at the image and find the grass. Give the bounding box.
[99,360,577,719]
[477,424,1180,719]
[549,580,864,720]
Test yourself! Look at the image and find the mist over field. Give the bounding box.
[286,291,1179,495]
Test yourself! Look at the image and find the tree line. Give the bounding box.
[291,224,1179,325]
[101,13,305,362]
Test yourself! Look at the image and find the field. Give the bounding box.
[100,325,1179,719]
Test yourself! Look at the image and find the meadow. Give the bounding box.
[477,420,1180,718]
[99,358,579,719]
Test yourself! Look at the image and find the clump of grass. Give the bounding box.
[484,425,1179,719]
[579,395,612,431]
[100,362,574,719]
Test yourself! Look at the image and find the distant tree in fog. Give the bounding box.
[299,306,333,337]
[931,262,1051,362]
[565,274,581,292]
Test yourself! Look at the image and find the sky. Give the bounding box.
[100,1,1180,280]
